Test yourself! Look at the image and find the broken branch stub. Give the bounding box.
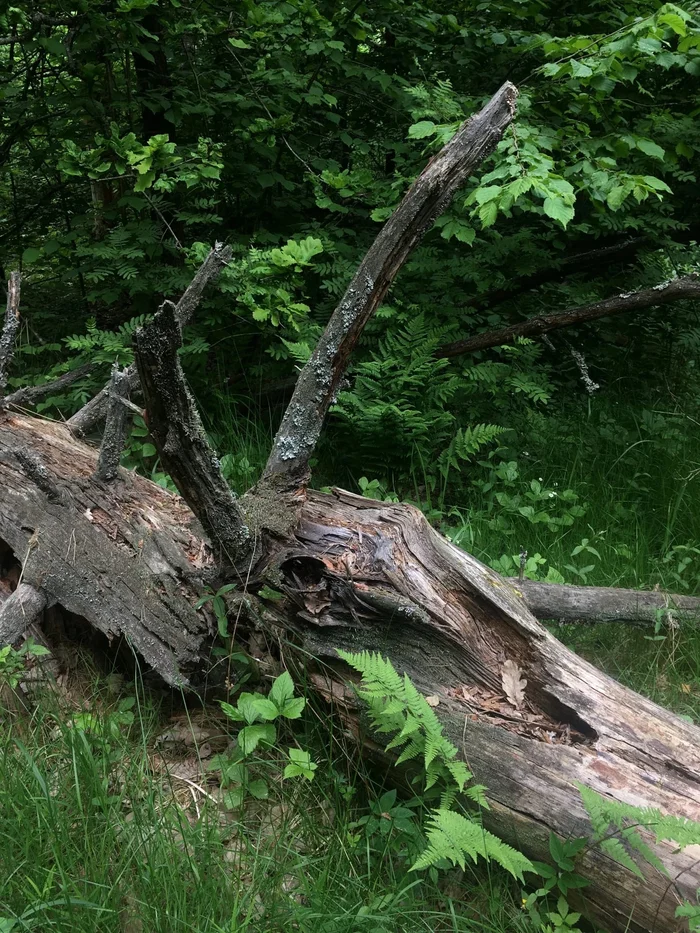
[262,82,518,488]
[67,243,232,437]
[94,364,132,483]
[133,300,251,565]
[0,272,21,397]
[512,578,700,627]
[0,583,47,646]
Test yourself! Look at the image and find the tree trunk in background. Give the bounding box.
[1,410,699,933]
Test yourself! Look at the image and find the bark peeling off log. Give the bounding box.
[281,489,700,933]
[0,413,215,685]
[1,414,700,932]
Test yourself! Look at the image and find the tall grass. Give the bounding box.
[0,684,533,933]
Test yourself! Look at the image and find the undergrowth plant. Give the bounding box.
[338,650,533,881]
[214,671,317,808]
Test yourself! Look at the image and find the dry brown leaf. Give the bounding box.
[501,659,527,709]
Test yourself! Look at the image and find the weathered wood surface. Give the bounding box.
[263,82,518,486]
[0,583,47,644]
[512,578,700,626]
[1,411,699,932]
[0,413,214,685]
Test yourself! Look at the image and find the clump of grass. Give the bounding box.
[0,676,535,933]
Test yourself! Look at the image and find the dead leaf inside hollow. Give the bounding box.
[501,659,527,709]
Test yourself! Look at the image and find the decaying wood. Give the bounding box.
[0,271,21,396]
[458,235,650,316]
[0,414,698,933]
[3,83,700,933]
[513,578,700,627]
[438,273,700,359]
[0,583,46,644]
[133,300,251,565]
[94,364,132,483]
[262,82,518,487]
[0,414,211,686]
[67,243,232,437]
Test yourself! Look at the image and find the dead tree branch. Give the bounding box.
[459,235,650,315]
[94,364,131,483]
[0,272,21,397]
[438,273,700,358]
[262,82,518,488]
[133,301,251,565]
[512,578,700,627]
[1,362,96,412]
[67,244,232,437]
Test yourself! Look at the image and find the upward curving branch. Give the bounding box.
[67,244,232,437]
[262,82,518,489]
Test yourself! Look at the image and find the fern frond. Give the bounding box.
[412,809,533,880]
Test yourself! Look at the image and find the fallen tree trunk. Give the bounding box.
[511,579,700,627]
[1,411,699,933]
[3,82,700,933]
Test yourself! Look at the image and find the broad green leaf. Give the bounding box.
[22,247,42,264]
[607,185,629,210]
[247,778,269,799]
[636,138,665,160]
[269,671,295,708]
[543,196,575,228]
[237,723,276,755]
[408,121,437,139]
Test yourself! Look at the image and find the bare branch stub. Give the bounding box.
[94,364,132,483]
[0,584,47,646]
[0,272,21,397]
[262,82,518,489]
[438,273,700,359]
[67,243,233,437]
[133,301,251,565]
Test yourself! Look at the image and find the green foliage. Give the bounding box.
[579,783,700,870]
[215,671,316,808]
[412,809,533,881]
[578,784,700,929]
[0,640,51,690]
[338,649,534,881]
